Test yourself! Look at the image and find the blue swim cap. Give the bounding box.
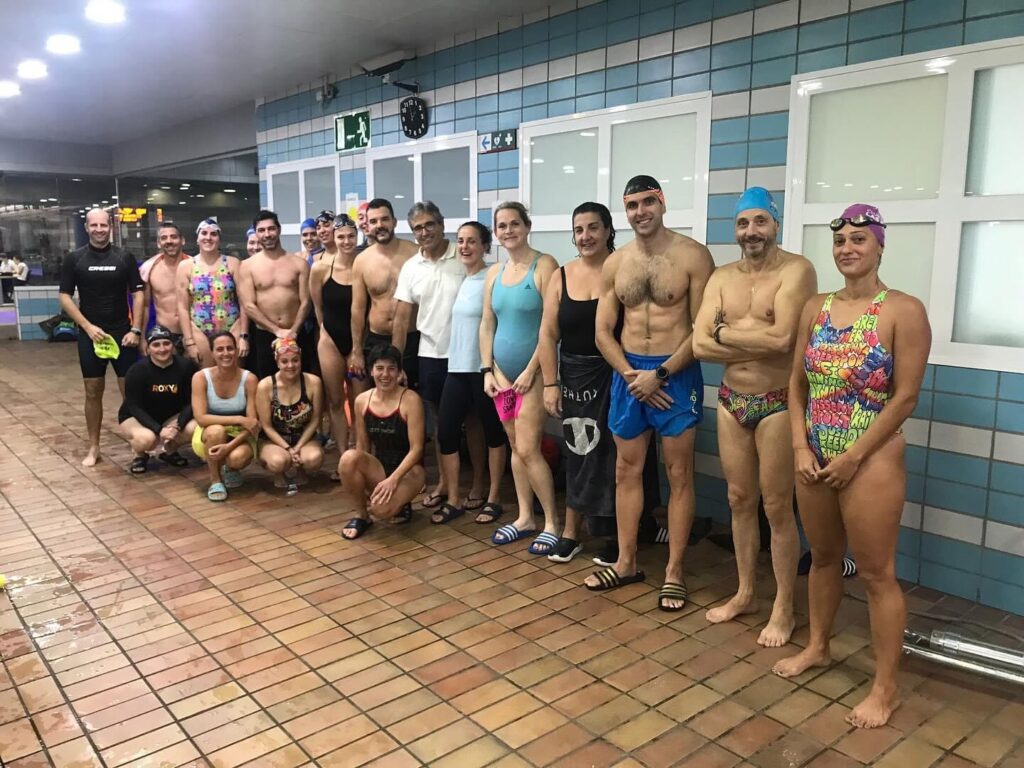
[735,187,779,221]
[300,218,317,232]
[246,227,256,238]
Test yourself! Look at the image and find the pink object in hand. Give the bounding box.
[493,387,523,423]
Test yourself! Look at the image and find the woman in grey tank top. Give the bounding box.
[190,331,259,501]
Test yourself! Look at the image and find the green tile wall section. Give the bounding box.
[255,0,1024,615]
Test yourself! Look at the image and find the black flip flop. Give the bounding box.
[658,581,688,612]
[158,451,188,468]
[464,495,487,511]
[129,455,149,475]
[548,537,583,563]
[342,518,372,539]
[431,502,465,525]
[585,567,646,592]
[390,503,412,524]
[474,502,503,524]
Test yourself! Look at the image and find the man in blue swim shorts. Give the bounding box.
[589,175,715,612]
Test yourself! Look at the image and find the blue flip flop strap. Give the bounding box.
[533,532,559,547]
[493,523,523,543]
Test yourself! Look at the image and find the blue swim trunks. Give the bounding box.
[609,352,703,439]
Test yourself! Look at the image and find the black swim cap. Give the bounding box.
[623,175,662,197]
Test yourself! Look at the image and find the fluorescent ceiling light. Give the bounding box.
[18,60,48,80]
[0,81,21,98]
[46,34,81,55]
[85,0,125,24]
[223,188,236,193]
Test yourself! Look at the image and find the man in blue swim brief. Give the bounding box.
[589,175,716,611]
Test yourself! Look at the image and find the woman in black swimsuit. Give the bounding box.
[338,345,426,539]
[255,338,325,495]
[310,214,359,459]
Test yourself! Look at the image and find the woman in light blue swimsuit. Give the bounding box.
[479,202,561,555]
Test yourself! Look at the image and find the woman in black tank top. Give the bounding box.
[337,344,426,539]
[538,203,665,565]
[310,214,360,467]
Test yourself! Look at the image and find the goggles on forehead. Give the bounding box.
[829,214,886,232]
[315,210,335,224]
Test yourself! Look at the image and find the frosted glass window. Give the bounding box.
[423,148,471,219]
[802,223,935,305]
[280,234,300,253]
[530,231,574,264]
[954,222,1024,347]
[530,131,598,216]
[805,77,946,203]
[303,166,336,219]
[611,114,697,210]
[373,156,415,207]
[270,171,299,222]
[966,64,1024,196]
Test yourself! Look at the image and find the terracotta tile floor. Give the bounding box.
[0,341,1022,767]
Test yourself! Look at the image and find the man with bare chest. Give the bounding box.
[237,209,312,378]
[348,198,420,384]
[140,222,188,354]
[589,175,715,612]
[693,187,817,646]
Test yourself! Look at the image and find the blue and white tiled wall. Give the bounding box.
[15,286,62,341]
[255,0,1024,614]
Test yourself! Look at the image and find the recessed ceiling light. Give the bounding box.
[160,185,170,190]
[71,177,82,182]
[0,81,21,98]
[179,201,186,205]
[223,188,236,193]
[195,194,205,198]
[46,34,81,55]
[85,0,125,24]
[18,60,48,80]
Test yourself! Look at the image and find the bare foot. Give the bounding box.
[757,609,796,648]
[82,448,101,467]
[847,686,900,729]
[706,594,758,624]
[773,646,831,677]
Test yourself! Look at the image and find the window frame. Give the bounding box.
[520,92,713,250]
[265,155,341,240]
[365,131,478,236]
[784,37,1024,373]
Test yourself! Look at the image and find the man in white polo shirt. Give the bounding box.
[392,200,467,509]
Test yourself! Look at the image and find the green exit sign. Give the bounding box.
[336,110,371,152]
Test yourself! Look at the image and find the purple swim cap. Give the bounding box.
[833,203,886,246]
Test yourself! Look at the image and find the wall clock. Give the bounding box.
[400,96,429,139]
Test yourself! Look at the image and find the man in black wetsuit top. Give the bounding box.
[117,325,198,475]
[59,208,145,466]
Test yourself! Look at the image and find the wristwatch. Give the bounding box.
[655,366,669,381]
[240,332,249,340]
[130,327,142,336]
[480,366,493,374]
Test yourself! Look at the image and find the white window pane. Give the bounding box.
[530,231,575,264]
[303,167,336,219]
[611,114,696,210]
[422,148,471,219]
[806,77,946,203]
[280,234,301,253]
[954,222,1024,347]
[271,171,300,223]
[530,132,598,216]
[373,156,415,207]
[802,223,934,306]
[966,64,1024,197]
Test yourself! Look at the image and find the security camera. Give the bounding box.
[358,49,415,79]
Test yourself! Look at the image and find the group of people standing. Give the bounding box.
[56,172,930,730]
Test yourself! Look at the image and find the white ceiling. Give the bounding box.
[0,0,551,146]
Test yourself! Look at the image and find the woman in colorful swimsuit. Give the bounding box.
[177,218,248,367]
[773,205,931,730]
